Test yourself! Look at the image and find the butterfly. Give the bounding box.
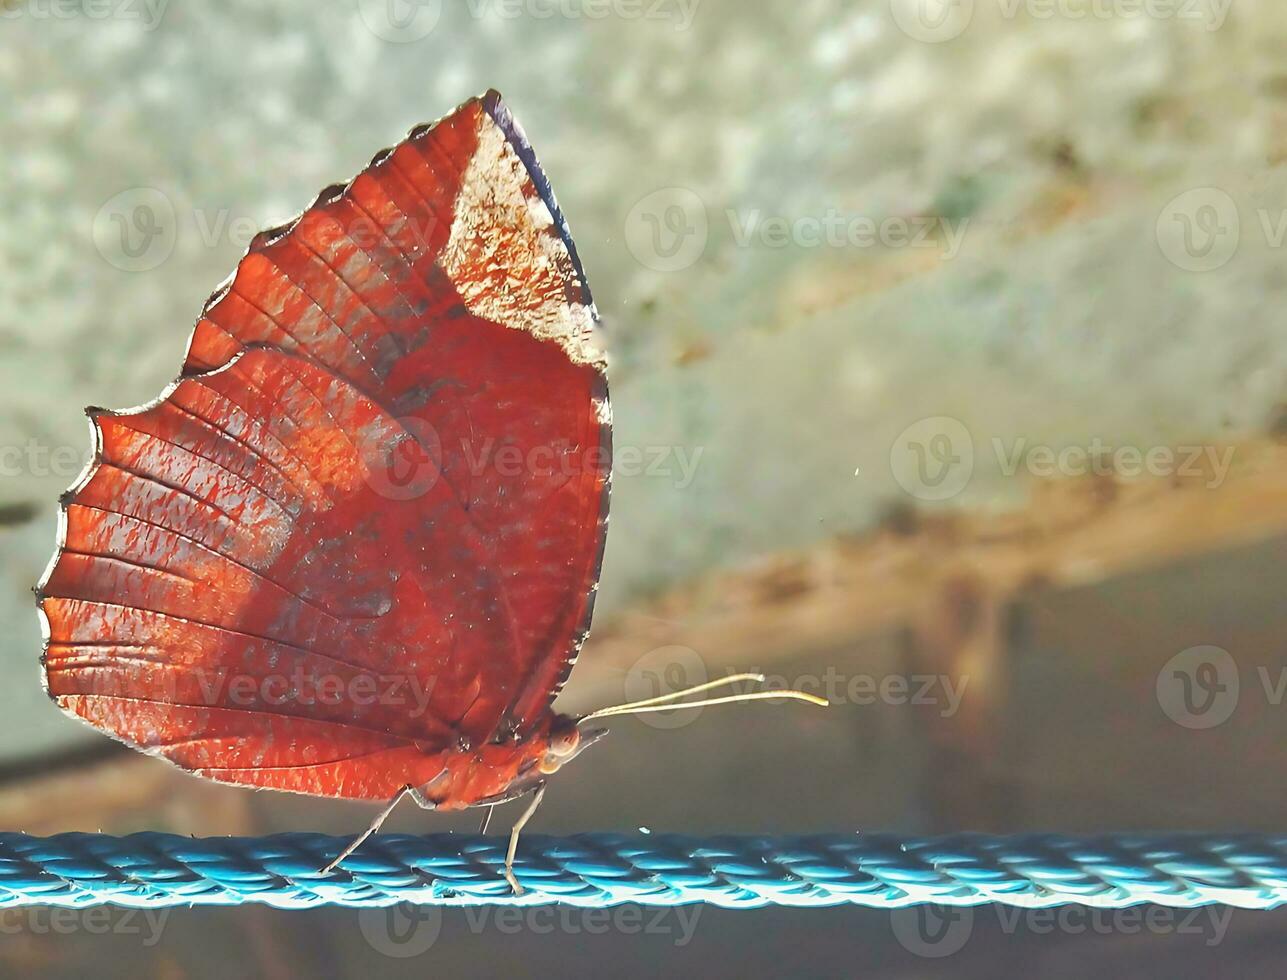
[36,91,824,892]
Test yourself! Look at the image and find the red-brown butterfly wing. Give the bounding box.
[38,93,609,802]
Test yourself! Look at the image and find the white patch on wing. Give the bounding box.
[441,116,605,371]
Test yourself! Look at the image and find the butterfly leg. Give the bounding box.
[404,784,437,810]
[320,784,419,875]
[504,784,546,896]
[478,804,496,835]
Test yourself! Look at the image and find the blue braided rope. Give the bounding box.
[0,832,1283,910]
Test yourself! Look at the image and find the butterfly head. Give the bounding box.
[536,715,609,776]
[470,716,609,805]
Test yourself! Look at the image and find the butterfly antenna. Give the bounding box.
[581,674,828,722]
[586,673,766,713]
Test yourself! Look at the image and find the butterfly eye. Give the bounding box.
[550,727,581,760]
[533,725,580,774]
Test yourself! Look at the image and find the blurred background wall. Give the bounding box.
[1,0,1285,976]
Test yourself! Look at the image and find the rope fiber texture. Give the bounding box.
[0,832,1283,910]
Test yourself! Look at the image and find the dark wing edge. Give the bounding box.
[479,92,612,727]
[481,89,597,317]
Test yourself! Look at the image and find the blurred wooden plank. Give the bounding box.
[565,438,1287,830]
[573,440,1287,701]
[0,749,254,836]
